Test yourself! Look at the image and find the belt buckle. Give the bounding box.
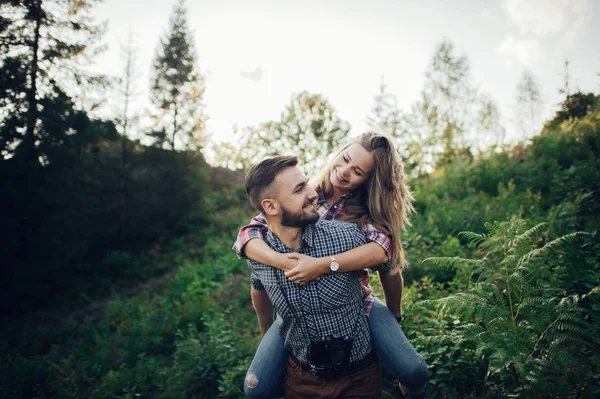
[309,364,327,376]
[309,364,341,379]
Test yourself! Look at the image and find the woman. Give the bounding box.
[234,132,428,398]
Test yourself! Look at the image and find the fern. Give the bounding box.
[420,219,598,397]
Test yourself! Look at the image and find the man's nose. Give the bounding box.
[307,186,318,200]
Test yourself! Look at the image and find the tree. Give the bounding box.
[477,95,506,150]
[403,40,480,172]
[560,59,571,97]
[230,91,351,175]
[0,0,106,163]
[514,70,543,138]
[116,28,140,249]
[553,91,596,123]
[149,0,207,151]
[367,75,403,137]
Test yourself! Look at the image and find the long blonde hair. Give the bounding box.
[312,132,415,269]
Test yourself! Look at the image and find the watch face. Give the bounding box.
[330,261,339,271]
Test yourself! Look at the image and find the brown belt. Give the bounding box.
[290,350,377,379]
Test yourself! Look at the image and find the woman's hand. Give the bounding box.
[284,253,328,285]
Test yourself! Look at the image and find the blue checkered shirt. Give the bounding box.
[249,220,394,366]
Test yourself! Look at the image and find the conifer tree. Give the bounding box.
[149,0,207,151]
[116,28,140,249]
[0,0,105,162]
[367,75,403,137]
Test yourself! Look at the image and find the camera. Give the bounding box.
[309,336,353,368]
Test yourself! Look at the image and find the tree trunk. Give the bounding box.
[172,106,178,151]
[24,0,42,159]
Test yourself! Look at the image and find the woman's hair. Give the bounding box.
[312,132,414,269]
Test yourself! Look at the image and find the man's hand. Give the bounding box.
[284,253,328,285]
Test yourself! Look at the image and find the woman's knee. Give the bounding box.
[243,372,267,398]
[243,372,280,399]
[403,355,429,391]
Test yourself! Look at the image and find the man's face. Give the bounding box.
[274,166,319,227]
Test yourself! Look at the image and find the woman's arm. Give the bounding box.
[244,239,297,272]
[284,242,388,284]
[234,214,297,271]
[379,268,403,318]
[233,214,268,258]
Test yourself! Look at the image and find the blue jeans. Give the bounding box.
[243,297,428,398]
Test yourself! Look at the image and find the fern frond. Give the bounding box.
[458,230,487,247]
[421,256,485,271]
[518,232,588,270]
[512,222,547,248]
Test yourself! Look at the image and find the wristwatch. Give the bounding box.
[329,256,340,272]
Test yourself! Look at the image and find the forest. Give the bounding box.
[1,1,598,398]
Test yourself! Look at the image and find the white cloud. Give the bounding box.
[496,35,542,68]
[498,0,592,68]
[502,0,591,37]
[240,67,264,82]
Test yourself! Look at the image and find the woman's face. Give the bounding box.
[329,143,374,194]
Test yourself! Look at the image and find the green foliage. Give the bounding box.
[221,91,351,174]
[421,220,599,397]
[404,97,600,286]
[149,0,207,151]
[0,0,107,161]
[553,91,597,123]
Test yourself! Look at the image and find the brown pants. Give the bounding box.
[283,355,382,399]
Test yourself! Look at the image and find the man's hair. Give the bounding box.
[245,155,299,214]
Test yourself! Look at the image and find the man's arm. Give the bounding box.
[251,287,274,335]
[379,268,403,318]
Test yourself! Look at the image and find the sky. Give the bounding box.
[92,0,600,147]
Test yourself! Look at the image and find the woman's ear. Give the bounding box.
[261,198,279,216]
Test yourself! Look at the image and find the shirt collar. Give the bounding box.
[264,222,317,252]
[317,190,353,204]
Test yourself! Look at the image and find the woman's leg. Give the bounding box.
[244,319,287,398]
[368,296,428,396]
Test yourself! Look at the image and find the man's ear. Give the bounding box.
[261,198,279,216]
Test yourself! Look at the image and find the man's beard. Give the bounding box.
[280,201,319,228]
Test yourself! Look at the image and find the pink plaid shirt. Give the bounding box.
[233,191,394,315]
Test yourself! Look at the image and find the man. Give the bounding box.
[243,155,395,399]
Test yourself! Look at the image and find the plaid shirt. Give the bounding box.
[234,191,393,259]
[249,220,395,365]
[233,191,395,313]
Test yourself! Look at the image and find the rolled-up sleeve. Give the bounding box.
[233,214,269,259]
[363,223,394,260]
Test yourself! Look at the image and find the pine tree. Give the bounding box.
[366,75,402,137]
[0,0,106,162]
[116,28,140,249]
[149,0,207,151]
